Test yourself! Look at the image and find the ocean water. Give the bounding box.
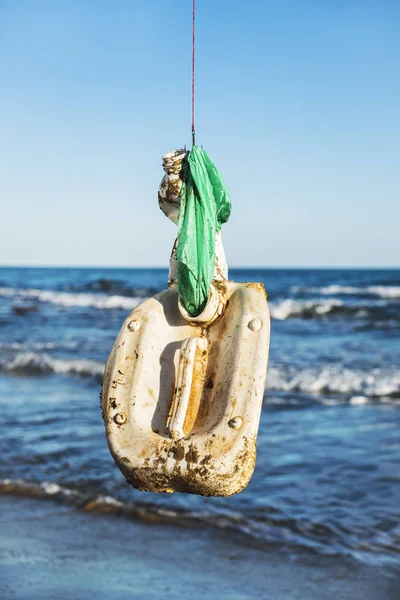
[0,267,399,566]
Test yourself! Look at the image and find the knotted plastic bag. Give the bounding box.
[176,147,231,317]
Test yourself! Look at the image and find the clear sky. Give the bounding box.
[0,0,399,267]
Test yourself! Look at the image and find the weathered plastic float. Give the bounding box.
[101,148,270,496]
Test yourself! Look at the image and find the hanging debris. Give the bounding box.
[101,149,270,497]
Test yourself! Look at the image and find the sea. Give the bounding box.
[0,267,399,567]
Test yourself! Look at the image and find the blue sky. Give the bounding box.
[0,0,399,267]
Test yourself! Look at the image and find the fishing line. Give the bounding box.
[191,0,196,147]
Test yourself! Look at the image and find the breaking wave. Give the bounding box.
[269,298,398,321]
[0,287,143,310]
[2,351,399,403]
[1,478,398,565]
[321,285,400,299]
[270,298,344,320]
[293,284,400,299]
[266,365,400,402]
[0,341,79,351]
[0,351,103,380]
[1,285,398,323]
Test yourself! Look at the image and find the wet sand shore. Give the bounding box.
[0,496,399,600]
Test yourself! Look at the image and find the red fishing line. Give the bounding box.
[192,0,196,147]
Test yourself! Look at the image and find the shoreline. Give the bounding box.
[1,495,399,600]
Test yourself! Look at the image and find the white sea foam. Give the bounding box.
[1,284,397,320]
[269,294,398,320]
[269,298,344,320]
[321,285,400,298]
[0,287,143,310]
[96,495,124,508]
[266,365,400,400]
[43,482,62,495]
[349,396,369,405]
[2,350,399,400]
[0,341,78,351]
[365,286,400,299]
[0,478,81,500]
[293,284,400,299]
[1,351,104,379]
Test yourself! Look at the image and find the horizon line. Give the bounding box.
[0,265,398,270]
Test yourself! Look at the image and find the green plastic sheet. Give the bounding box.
[176,146,231,317]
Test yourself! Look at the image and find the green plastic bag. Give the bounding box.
[176,146,231,317]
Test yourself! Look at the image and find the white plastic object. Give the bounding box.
[177,283,225,325]
[101,281,270,497]
[168,336,208,440]
[158,149,228,288]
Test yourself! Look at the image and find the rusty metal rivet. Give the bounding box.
[114,412,127,425]
[128,319,141,332]
[228,416,243,430]
[248,318,262,332]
